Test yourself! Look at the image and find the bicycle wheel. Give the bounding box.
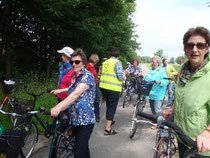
[154,137,176,158]
[129,103,139,139]
[52,126,75,158]
[122,87,130,108]
[15,121,38,158]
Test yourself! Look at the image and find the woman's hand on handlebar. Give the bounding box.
[51,89,61,95]
[194,129,210,152]
[134,72,143,77]
[50,106,61,118]
[155,80,161,85]
[162,108,174,119]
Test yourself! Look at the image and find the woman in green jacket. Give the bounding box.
[163,26,210,158]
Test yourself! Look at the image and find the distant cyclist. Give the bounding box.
[162,58,178,107]
[126,61,131,69]
[125,59,143,96]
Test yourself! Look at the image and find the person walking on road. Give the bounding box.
[87,54,100,122]
[99,49,126,135]
[162,58,178,107]
[162,26,210,157]
[56,46,74,102]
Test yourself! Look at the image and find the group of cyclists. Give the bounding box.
[0,26,210,158]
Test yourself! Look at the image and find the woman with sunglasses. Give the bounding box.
[163,26,210,157]
[51,48,96,158]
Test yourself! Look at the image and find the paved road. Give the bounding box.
[30,94,178,158]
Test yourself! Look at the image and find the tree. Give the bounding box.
[175,55,186,64]
[138,56,152,63]
[154,49,167,59]
[0,0,140,78]
[169,57,175,64]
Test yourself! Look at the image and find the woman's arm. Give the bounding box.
[51,88,69,95]
[51,83,90,118]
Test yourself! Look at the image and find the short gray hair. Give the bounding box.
[152,56,162,66]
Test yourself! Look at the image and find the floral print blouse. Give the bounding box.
[68,68,96,126]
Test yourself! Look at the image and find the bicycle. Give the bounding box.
[0,79,17,110]
[137,111,198,158]
[36,107,75,158]
[122,74,139,108]
[129,79,155,139]
[0,108,33,158]
[0,107,74,158]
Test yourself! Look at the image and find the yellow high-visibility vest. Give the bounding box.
[99,58,122,92]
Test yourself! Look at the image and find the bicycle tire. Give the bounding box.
[52,126,75,158]
[122,87,130,108]
[154,137,176,158]
[15,121,38,158]
[129,103,139,139]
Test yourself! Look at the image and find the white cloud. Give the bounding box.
[133,0,210,59]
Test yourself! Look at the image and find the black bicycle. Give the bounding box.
[0,107,74,158]
[122,74,140,108]
[27,107,75,158]
[129,79,155,139]
[138,111,198,158]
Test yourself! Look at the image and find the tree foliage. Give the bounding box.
[154,49,167,59]
[0,0,140,78]
[175,55,187,64]
[169,57,175,64]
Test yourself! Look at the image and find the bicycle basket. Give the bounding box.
[137,80,154,96]
[9,98,35,115]
[1,79,17,94]
[0,130,26,158]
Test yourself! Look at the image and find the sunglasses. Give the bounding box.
[70,60,82,65]
[185,43,207,50]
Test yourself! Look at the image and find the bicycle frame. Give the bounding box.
[0,94,10,110]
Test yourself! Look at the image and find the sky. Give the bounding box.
[132,0,210,59]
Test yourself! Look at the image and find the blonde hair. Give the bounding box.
[89,54,99,64]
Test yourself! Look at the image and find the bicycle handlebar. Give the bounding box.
[163,77,176,81]
[23,86,51,98]
[138,111,197,148]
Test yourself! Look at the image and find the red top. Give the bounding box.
[87,63,97,85]
[57,69,74,100]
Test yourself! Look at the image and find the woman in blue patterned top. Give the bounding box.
[51,48,95,158]
[125,58,143,96]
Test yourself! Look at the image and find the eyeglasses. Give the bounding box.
[70,60,82,65]
[185,43,207,50]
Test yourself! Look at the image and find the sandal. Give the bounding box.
[104,129,118,136]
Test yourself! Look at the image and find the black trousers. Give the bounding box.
[178,141,210,158]
[72,124,94,158]
[101,88,120,120]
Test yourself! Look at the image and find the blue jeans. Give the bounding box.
[94,85,100,119]
[167,83,175,105]
[149,100,162,115]
[129,81,136,97]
